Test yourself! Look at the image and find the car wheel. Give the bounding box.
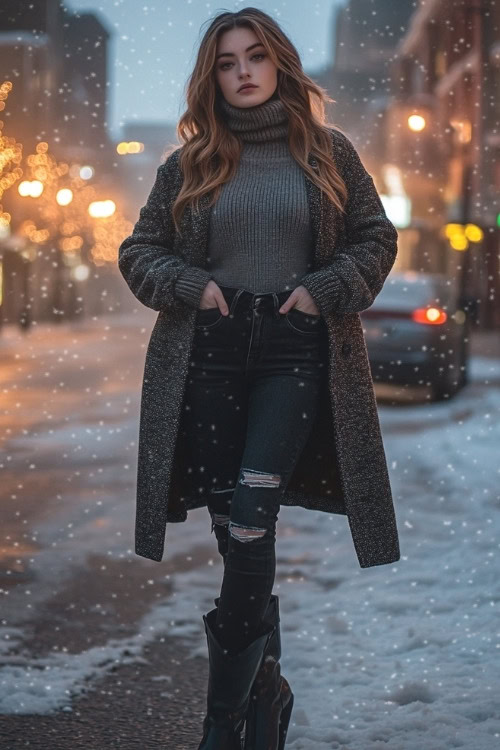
[458,326,470,388]
[457,348,468,389]
[432,350,464,401]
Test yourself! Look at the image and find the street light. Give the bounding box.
[407,114,426,132]
[88,200,116,218]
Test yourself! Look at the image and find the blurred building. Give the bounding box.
[309,0,416,176]
[61,11,112,169]
[390,0,500,328]
[0,0,112,169]
[0,0,127,327]
[118,121,179,215]
[309,0,499,330]
[307,0,417,278]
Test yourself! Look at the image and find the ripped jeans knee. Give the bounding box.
[228,522,268,542]
[211,513,268,560]
[209,466,281,556]
[230,467,280,541]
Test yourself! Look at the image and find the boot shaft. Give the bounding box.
[203,607,275,713]
[214,593,281,662]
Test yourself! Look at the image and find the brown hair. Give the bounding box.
[167,6,348,235]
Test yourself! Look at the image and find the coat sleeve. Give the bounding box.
[298,131,398,317]
[117,152,213,312]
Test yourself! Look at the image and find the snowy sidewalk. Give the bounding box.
[0,309,499,749]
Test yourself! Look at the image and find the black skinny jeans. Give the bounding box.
[183,285,327,655]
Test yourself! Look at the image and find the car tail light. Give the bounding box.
[411,307,447,325]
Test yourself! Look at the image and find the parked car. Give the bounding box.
[361,270,471,400]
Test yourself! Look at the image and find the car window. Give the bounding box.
[375,274,454,308]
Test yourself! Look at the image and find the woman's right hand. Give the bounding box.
[199,280,229,315]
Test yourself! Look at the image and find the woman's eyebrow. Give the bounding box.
[216,42,265,60]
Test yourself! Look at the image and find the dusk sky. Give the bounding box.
[65,0,343,139]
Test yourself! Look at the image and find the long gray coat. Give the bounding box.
[118,128,401,569]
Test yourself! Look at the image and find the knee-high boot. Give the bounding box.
[214,594,294,749]
[197,606,275,750]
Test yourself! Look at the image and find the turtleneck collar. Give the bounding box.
[219,91,289,144]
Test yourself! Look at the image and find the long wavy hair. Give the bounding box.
[167,6,349,235]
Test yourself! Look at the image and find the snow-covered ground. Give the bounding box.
[1,318,499,749]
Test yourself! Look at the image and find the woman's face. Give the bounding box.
[214,26,278,108]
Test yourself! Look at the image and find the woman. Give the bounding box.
[118,7,401,749]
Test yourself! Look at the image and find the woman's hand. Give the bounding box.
[278,285,320,315]
[199,280,229,314]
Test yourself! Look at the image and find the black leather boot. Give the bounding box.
[214,595,294,749]
[214,594,282,662]
[197,606,275,750]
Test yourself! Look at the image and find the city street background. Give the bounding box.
[1,0,499,748]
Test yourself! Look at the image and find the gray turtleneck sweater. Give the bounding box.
[173,94,314,305]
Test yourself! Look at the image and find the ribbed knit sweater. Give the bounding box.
[174,93,314,305]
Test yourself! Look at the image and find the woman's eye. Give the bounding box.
[219,53,266,70]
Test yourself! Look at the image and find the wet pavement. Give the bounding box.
[1,633,207,750]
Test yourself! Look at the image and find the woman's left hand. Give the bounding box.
[278,285,320,316]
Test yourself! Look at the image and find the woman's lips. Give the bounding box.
[239,86,258,93]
